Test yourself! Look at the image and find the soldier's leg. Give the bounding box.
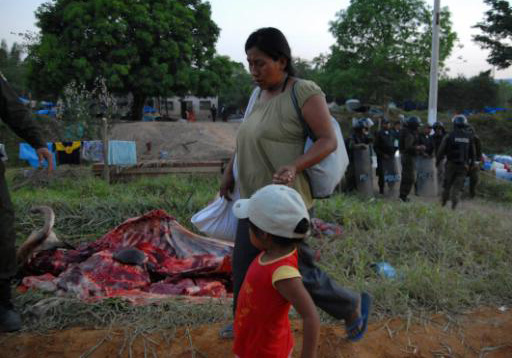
[469,166,479,198]
[376,158,384,194]
[399,157,415,201]
[0,167,21,332]
[442,162,455,206]
[450,165,467,209]
[0,171,16,281]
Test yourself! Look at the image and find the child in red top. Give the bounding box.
[232,184,320,358]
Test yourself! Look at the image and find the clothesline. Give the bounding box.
[18,140,137,168]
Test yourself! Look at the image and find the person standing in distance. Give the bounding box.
[398,116,424,202]
[436,115,475,209]
[0,72,54,332]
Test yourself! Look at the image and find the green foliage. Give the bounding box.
[474,0,512,69]
[0,40,27,93]
[27,0,221,120]
[497,80,512,107]
[325,0,457,104]
[215,59,253,113]
[478,172,512,203]
[9,172,512,329]
[438,71,500,111]
[468,113,512,154]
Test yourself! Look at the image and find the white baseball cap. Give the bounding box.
[233,184,310,239]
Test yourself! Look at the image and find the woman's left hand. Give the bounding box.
[273,165,297,186]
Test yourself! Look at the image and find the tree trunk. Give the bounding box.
[131,93,146,121]
[102,117,110,183]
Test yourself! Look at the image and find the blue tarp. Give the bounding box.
[144,106,157,113]
[36,109,57,116]
[483,106,508,114]
[19,143,57,168]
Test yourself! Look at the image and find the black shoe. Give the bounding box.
[399,196,409,202]
[379,187,384,195]
[0,304,21,332]
[0,279,21,332]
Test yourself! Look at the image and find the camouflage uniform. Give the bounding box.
[398,127,420,201]
[374,128,396,193]
[436,127,475,209]
[467,127,482,198]
[1,72,46,331]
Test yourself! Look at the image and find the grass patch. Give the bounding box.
[8,169,512,330]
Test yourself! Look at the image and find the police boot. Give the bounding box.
[0,279,21,332]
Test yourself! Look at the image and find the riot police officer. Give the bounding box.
[374,117,396,194]
[344,118,373,192]
[0,72,53,332]
[432,121,447,194]
[436,115,475,209]
[399,116,424,202]
[466,125,482,198]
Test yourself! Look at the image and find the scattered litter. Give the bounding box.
[371,262,397,279]
[311,218,343,238]
[498,306,508,313]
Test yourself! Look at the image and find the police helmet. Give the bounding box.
[432,121,444,130]
[405,116,421,129]
[354,118,370,129]
[452,114,468,128]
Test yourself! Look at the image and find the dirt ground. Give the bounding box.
[110,122,240,162]
[1,307,510,358]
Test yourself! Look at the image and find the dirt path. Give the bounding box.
[1,307,510,358]
[110,122,240,162]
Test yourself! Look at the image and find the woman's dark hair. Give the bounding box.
[249,218,309,247]
[245,27,296,76]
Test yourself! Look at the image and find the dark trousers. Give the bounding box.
[0,164,16,280]
[376,157,384,191]
[442,161,467,206]
[399,155,416,198]
[468,165,479,197]
[232,219,358,321]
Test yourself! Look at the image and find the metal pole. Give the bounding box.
[427,0,441,125]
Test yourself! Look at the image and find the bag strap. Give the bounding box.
[291,80,317,141]
[243,87,260,120]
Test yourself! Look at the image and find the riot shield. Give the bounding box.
[381,155,401,197]
[416,156,437,197]
[353,147,374,196]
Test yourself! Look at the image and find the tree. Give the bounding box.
[474,0,512,69]
[438,71,499,111]
[0,40,27,93]
[326,0,457,104]
[216,60,253,115]
[27,0,221,121]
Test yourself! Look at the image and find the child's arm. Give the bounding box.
[275,277,320,358]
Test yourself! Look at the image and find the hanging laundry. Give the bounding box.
[108,140,137,166]
[81,140,104,162]
[55,141,81,165]
[18,143,57,168]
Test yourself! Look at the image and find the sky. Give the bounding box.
[1,0,511,79]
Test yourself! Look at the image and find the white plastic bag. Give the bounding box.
[191,195,239,242]
[191,158,240,242]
